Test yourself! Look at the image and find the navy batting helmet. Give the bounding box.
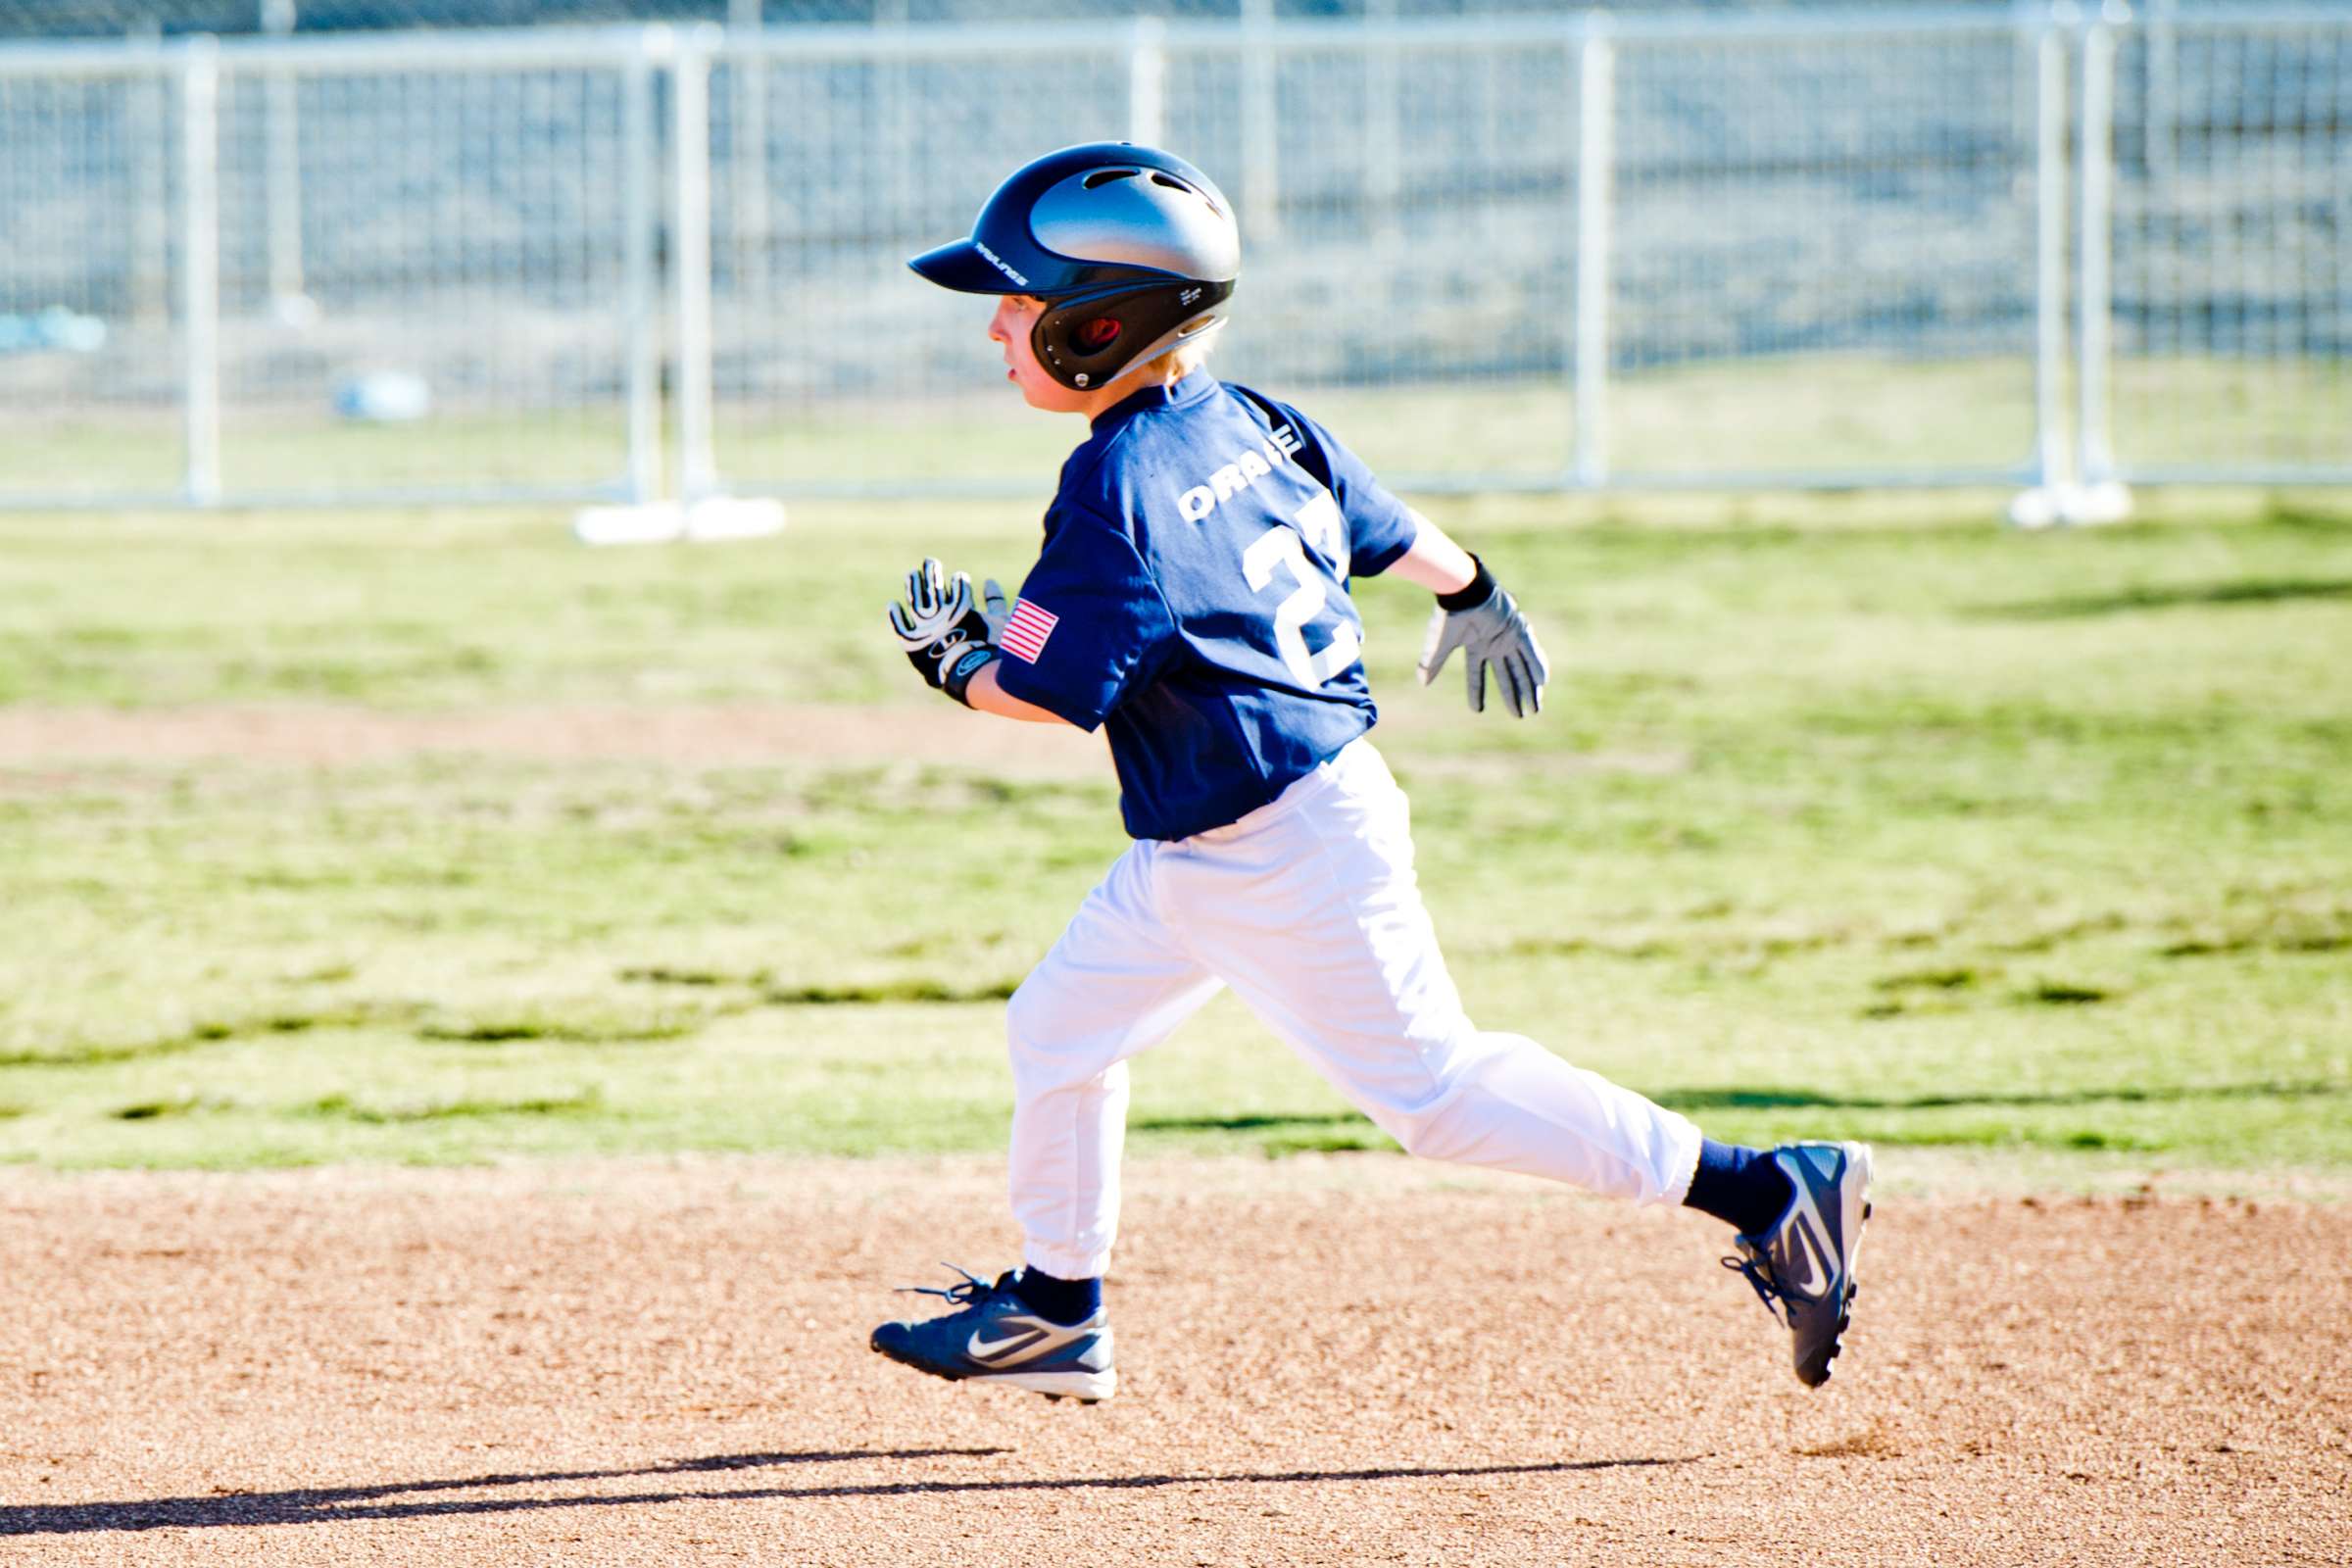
[909,142,1240,391]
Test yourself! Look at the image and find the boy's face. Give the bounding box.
[990,294,1109,416]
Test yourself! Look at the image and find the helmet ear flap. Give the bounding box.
[1032,298,1135,390]
[1033,280,1235,390]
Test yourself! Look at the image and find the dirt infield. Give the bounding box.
[1,1156,2345,1567]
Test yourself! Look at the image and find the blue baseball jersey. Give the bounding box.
[992,370,1420,841]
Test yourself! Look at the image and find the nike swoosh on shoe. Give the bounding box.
[966,1328,1049,1363]
[1787,1217,1831,1298]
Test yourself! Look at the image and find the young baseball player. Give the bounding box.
[873,143,1871,1402]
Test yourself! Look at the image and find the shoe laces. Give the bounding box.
[898,1261,1008,1308]
[1722,1248,1791,1328]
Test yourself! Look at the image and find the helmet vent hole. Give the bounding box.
[1150,172,1191,192]
[1077,318,1123,350]
[1084,169,1142,189]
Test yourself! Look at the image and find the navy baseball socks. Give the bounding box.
[1010,1267,1102,1325]
[1703,1140,1876,1388]
[1683,1139,1794,1236]
[870,1265,1116,1403]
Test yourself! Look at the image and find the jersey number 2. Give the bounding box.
[1243,493,1359,688]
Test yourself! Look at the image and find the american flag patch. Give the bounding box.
[999,599,1058,663]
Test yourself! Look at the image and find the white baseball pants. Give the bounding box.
[1007,738,1704,1281]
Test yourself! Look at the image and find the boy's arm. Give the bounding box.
[884,549,1143,728]
[1384,509,1478,596]
[963,661,1076,725]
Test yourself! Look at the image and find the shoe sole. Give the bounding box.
[1003,1368,1117,1402]
[1812,1141,1875,1388]
[869,1340,1116,1404]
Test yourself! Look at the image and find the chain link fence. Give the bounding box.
[0,61,187,500]
[1,0,2021,42]
[2,4,2346,509]
[2,31,660,505]
[2102,5,2352,483]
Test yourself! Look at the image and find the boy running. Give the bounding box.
[874,143,1870,1403]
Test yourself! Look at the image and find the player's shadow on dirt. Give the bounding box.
[0,1450,1690,1535]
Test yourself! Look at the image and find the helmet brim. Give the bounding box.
[907,239,1027,295]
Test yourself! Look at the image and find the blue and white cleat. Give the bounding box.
[870,1264,1117,1403]
[1725,1141,1874,1389]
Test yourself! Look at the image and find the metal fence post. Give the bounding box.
[128,24,171,332]
[1127,16,1165,146]
[180,38,222,506]
[262,0,307,316]
[2033,19,2069,489]
[673,30,718,503]
[1573,27,1615,488]
[2076,15,2119,488]
[875,0,911,272]
[2146,0,2177,187]
[622,42,661,504]
[728,0,771,308]
[1240,0,1280,240]
[1363,0,1401,247]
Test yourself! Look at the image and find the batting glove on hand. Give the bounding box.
[1416,556,1550,717]
[886,558,1000,706]
[978,575,1011,643]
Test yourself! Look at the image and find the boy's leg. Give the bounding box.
[1167,741,1870,1386]
[870,840,1218,1401]
[1166,743,1700,1202]
[1005,838,1222,1283]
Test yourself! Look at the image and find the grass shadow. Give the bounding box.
[761,979,1020,1006]
[1653,1078,2348,1113]
[1148,1078,2350,1131]
[1978,577,2352,620]
[1132,1113,1364,1133]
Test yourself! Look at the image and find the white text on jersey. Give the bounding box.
[1176,421,1305,522]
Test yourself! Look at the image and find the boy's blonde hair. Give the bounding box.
[1142,329,1219,385]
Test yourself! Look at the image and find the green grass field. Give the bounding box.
[2,489,2348,1174]
[9,354,2342,503]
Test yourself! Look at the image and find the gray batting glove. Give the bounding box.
[1416,558,1550,717]
[980,577,1010,644]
